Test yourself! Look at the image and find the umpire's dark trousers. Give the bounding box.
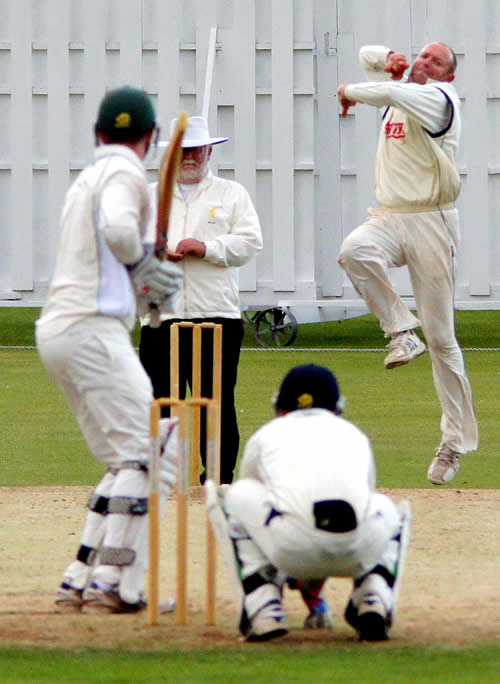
[139,317,244,484]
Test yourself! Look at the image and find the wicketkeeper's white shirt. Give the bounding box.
[239,408,376,528]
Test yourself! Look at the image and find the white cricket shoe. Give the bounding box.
[427,446,461,485]
[246,601,289,642]
[384,330,426,369]
[345,594,389,642]
[55,583,84,613]
[82,582,146,615]
[356,594,390,641]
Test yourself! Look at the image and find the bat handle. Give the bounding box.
[149,303,162,329]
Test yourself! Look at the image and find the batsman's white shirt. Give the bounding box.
[36,144,153,469]
[227,409,401,579]
[37,145,150,338]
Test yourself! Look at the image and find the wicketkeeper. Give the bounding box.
[206,364,411,642]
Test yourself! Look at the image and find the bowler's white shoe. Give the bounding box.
[384,330,426,369]
[427,446,460,485]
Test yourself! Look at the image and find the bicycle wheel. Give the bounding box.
[254,307,298,347]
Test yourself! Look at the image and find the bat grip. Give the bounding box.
[149,303,162,329]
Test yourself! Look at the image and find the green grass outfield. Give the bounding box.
[1,306,499,349]
[1,309,498,488]
[1,644,500,683]
[0,308,498,681]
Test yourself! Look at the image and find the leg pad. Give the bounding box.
[100,546,136,566]
[76,544,98,566]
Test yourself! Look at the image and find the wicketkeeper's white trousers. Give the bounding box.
[338,207,478,454]
[225,479,401,582]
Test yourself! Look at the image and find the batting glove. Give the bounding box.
[129,252,183,299]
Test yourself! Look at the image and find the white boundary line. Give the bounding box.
[2,346,500,352]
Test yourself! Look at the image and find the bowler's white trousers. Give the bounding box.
[225,479,401,581]
[338,207,478,454]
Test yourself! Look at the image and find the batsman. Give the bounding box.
[36,86,184,614]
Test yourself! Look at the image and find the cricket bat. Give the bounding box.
[149,112,188,328]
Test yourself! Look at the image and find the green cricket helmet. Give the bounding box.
[95,86,156,141]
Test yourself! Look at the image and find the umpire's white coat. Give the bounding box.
[225,408,401,580]
[143,169,263,324]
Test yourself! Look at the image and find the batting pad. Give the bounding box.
[392,500,412,621]
[205,479,244,602]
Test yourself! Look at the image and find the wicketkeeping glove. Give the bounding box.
[128,252,183,300]
[287,577,333,629]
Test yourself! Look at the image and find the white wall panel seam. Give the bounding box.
[10,0,33,290]
[271,0,295,292]
[47,0,70,279]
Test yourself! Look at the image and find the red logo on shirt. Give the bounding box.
[385,121,405,139]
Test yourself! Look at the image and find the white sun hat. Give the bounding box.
[159,115,228,148]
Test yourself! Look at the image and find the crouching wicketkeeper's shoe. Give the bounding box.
[384,330,426,369]
[245,600,289,642]
[344,594,390,642]
[55,582,84,613]
[82,582,146,615]
[427,446,460,485]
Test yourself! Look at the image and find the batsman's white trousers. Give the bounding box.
[338,207,478,454]
[225,479,401,581]
[36,316,152,469]
[37,316,157,602]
